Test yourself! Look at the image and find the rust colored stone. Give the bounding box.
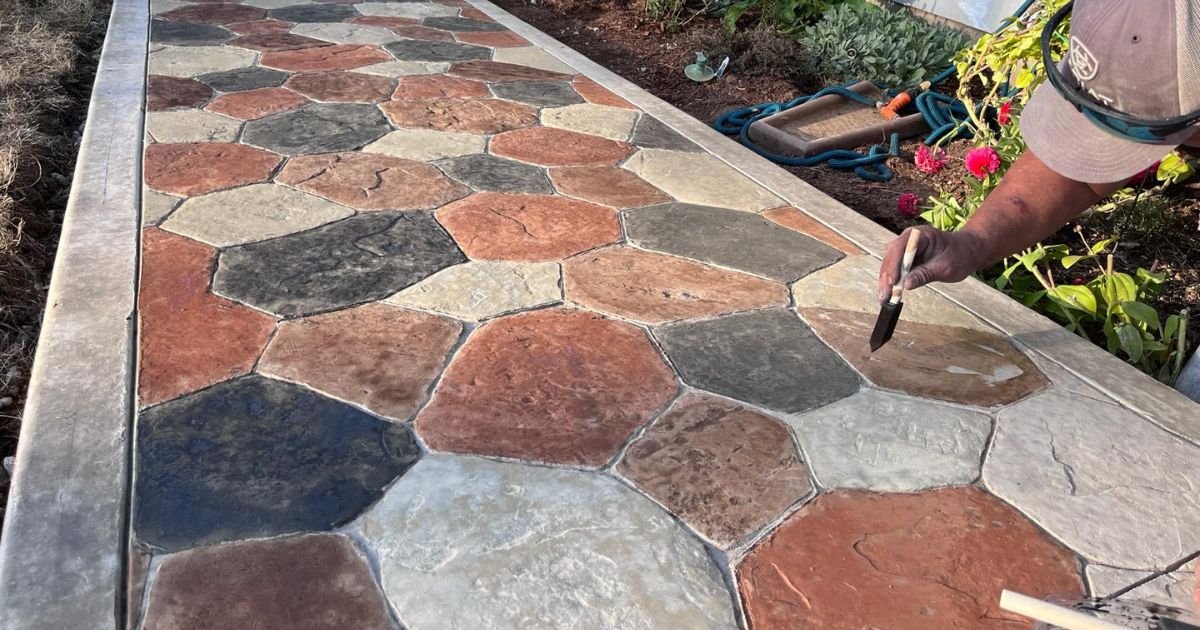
[415,308,678,466]
[229,32,332,52]
[159,3,265,25]
[261,44,391,72]
[225,19,294,35]
[460,7,496,21]
[138,229,275,408]
[564,247,788,324]
[738,488,1084,629]
[204,87,308,120]
[572,76,636,109]
[455,30,529,48]
[391,75,489,99]
[490,127,633,166]
[278,152,468,210]
[140,534,393,630]
[285,71,394,102]
[437,192,620,261]
[349,15,420,28]
[448,60,571,83]
[259,303,461,421]
[379,97,537,134]
[144,143,280,196]
[800,307,1049,407]
[617,394,812,548]
[549,166,668,208]
[763,206,862,255]
[147,75,214,111]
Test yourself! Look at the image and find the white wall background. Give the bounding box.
[890,0,1026,31]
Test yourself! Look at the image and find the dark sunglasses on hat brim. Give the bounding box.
[1042,0,1200,142]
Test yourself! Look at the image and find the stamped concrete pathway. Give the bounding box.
[132,1,1200,627]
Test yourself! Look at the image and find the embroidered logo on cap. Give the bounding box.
[1069,36,1100,80]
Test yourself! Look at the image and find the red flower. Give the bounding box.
[1073,277,1086,285]
[964,146,1002,179]
[914,145,948,175]
[896,192,920,218]
[1129,160,1161,186]
[997,101,1013,125]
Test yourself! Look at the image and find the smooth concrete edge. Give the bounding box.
[0,0,146,628]
[469,0,1200,445]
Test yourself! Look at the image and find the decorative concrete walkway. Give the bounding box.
[132,1,1200,628]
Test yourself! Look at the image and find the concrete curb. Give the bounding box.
[0,0,145,627]
[468,0,1200,445]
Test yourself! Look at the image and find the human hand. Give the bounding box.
[876,226,985,302]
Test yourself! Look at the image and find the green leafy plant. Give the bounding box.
[645,0,689,30]
[722,0,829,33]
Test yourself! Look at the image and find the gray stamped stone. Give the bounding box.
[150,19,233,46]
[364,128,485,161]
[356,2,458,18]
[657,309,860,413]
[354,455,738,629]
[241,0,316,8]
[626,202,843,283]
[437,154,552,194]
[631,116,702,153]
[143,188,182,226]
[149,45,257,78]
[1086,562,1198,612]
[215,211,466,317]
[788,388,992,492]
[269,3,359,22]
[146,109,241,143]
[422,16,508,32]
[290,22,398,45]
[242,102,391,155]
[624,149,781,212]
[198,66,290,93]
[387,260,560,320]
[983,390,1200,570]
[384,39,491,63]
[162,183,354,246]
[492,81,584,107]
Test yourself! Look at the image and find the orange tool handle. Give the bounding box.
[880,91,913,120]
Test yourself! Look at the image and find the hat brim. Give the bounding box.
[1020,81,1182,184]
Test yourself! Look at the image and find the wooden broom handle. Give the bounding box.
[889,229,922,305]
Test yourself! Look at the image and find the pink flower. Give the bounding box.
[997,101,1013,125]
[914,145,948,174]
[896,192,920,218]
[964,146,1002,179]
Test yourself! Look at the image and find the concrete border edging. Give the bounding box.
[0,0,146,627]
[468,0,1200,445]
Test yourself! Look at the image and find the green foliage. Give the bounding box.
[645,0,689,30]
[801,3,969,88]
[722,0,829,34]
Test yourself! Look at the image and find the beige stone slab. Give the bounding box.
[142,188,182,227]
[363,129,486,161]
[241,0,314,8]
[355,60,450,77]
[540,104,638,141]
[791,255,992,331]
[161,184,354,246]
[290,22,399,45]
[623,149,782,212]
[491,46,576,75]
[1086,562,1197,614]
[149,46,257,78]
[386,260,560,320]
[354,2,458,18]
[146,110,241,144]
[151,0,189,15]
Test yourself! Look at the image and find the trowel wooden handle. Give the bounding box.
[998,590,1128,630]
[889,229,921,304]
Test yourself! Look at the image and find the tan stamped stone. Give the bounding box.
[763,206,862,255]
[379,97,538,134]
[277,151,468,210]
[261,44,391,72]
[205,87,309,120]
[624,149,782,212]
[355,60,450,77]
[284,71,394,102]
[161,183,354,246]
[144,143,281,196]
[149,45,257,77]
[387,260,560,320]
[143,188,183,226]
[540,103,639,140]
[354,2,457,18]
[146,109,241,143]
[491,46,576,74]
[549,166,669,208]
[391,74,488,99]
[259,303,461,421]
[290,21,398,44]
[436,192,620,261]
[375,23,457,42]
[490,127,633,167]
[363,129,486,161]
[564,247,788,324]
[1086,562,1198,613]
[791,255,992,330]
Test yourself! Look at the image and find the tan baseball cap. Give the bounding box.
[1021,0,1200,184]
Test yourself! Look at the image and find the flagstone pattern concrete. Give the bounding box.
[131,1,1199,627]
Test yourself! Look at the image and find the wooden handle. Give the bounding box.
[998,591,1129,630]
[888,229,921,304]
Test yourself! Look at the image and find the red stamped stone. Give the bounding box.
[259,303,461,421]
[549,166,668,208]
[159,3,265,25]
[763,206,862,255]
[490,127,633,167]
[144,143,280,196]
[383,23,456,42]
[436,192,620,261]
[225,19,294,35]
[285,71,394,102]
[455,30,529,48]
[572,76,636,109]
[204,87,309,120]
[138,229,275,408]
[229,32,332,52]
[391,75,488,99]
[448,60,571,83]
[278,152,468,210]
[261,44,391,72]
[460,7,495,21]
[379,97,537,134]
[146,75,214,111]
[739,488,1084,629]
[415,308,678,466]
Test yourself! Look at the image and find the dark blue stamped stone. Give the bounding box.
[491,81,585,107]
[268,3,359,23]
[422,16,507,32]
[198,67,290,93]
[383,39,492,62]
[437,154,553,194]
[631,116,702,153]
[151,19,234,46]
[242,103,392,155]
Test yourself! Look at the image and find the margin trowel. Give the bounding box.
[870,229,921,352]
